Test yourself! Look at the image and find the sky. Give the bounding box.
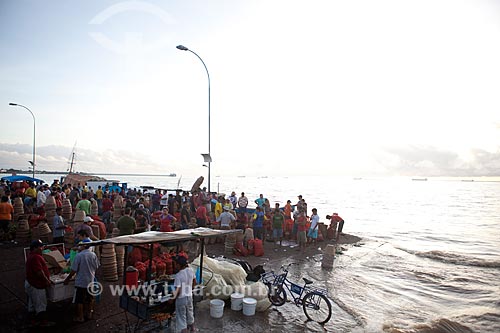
[1,0,500,177]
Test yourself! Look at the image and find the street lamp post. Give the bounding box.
[9,103,36,179]
[176,45,212,193]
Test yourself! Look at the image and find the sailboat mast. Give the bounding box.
[69,152,75,174]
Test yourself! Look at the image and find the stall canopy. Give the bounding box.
[91,228,242,246]
[1,175,44,183]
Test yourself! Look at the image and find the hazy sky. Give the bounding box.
[1,0,500,177]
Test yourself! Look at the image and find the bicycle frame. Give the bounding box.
[261,264,329,306]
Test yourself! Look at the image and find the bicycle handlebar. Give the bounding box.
[280,262,297,271]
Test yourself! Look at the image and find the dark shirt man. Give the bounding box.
[117,207,136,236]
[180,202,191,230]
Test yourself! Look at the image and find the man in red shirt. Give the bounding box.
[328,213,345,238]
[101,194,114,224]
[25,239,54,327]
[195,204,209,227]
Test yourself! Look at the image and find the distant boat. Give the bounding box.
[167,173,177,177]
[461,179,474,182]
[412,178,428,181]
[237,176,246,178]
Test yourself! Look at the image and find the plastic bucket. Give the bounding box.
[230,293,244,311]
[210,299,225,318]
[242,297,257,316]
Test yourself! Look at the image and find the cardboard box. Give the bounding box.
[43,250,68,270]
[48,280,74,302]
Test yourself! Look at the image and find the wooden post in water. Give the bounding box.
[322,244,336,269]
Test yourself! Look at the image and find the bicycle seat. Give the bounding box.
[303,278,313,285]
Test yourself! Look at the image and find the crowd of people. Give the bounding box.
[0,178,346,249]
[1,177,346,328]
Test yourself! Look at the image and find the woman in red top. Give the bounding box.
[159,207,176,232]
[0,195,14,239]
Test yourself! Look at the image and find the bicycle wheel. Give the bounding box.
[268,284,287,306]
[302,292,332,324]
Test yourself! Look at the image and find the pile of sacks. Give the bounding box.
[191,255,271,312]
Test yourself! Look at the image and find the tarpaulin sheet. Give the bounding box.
[91,227,242,245]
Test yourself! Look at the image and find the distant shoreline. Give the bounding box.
[0,171,176,177]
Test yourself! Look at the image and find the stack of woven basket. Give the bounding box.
[90,199,98,216]
[37,222,52,243]
[73,210,85,230]
[62,198,72,221]
[13,197,24,221]
[16,216,30,243]
[115,246,125,277]
[224,233,236,255]
[101,244,118,281]
[45,196,57,227]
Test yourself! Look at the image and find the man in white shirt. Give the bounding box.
[217,207,236,230]
[36,188,46,208]
[307,208,320,244]
[172,256,196,333]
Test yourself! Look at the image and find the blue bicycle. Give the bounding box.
[261,263,332,324]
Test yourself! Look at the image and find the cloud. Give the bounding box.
[0,143,167,174]
[377,145,500,177]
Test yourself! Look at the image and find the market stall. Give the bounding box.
[90,228,242,325]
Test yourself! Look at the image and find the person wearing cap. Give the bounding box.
[52,206,66,244]
[171,256,196,333]
[217,206,236,230]
[25,240,54,327]
[74,216,98,242]
[64,240,100,322]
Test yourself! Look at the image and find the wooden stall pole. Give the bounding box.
[147,243,153,282]
[199,238,205,284]
[122,244,128,285]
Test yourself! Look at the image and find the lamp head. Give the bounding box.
[9,103,17,106]
[176,45,188,51]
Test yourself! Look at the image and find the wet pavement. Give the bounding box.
[0,236,359,332]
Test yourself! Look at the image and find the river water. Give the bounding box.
[35,174,500,332]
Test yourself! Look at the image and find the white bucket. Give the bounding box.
[230,293,244,311]
[210,299,225,318]
[242,297,257,316]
